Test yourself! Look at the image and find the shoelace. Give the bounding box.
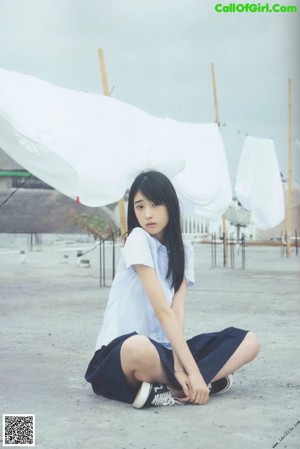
[151,391,176,406]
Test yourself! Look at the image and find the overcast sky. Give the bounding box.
[0,0,299,181]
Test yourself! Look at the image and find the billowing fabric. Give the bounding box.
[0,68,232,220]
[95,227,194,350]
[0,68,185,206]
[173,122,232,219]
[235,136,285,229]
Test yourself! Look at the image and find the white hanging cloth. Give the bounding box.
[0,68,232,220]
[235,136,285,229]
[173,122,232,220]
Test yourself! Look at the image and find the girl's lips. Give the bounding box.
[146,223,156,227]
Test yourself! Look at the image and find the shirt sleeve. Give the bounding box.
[184,242,195,287]
[124,227,155,269]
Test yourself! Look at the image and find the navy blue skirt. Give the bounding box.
[85,327,248,404]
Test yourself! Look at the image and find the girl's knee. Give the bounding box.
[244,332,260,362]
[121,335,157,363]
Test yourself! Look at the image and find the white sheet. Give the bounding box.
[235,136,285,229]
[173,122,232,219]
[0,68,232,220]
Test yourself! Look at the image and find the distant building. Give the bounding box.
[0,148,114,234]
[0,147,53,191]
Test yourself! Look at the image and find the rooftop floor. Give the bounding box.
[1,238,299,449]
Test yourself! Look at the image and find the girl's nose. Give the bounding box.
[145,207,152,219]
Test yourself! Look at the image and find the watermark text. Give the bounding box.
[272,420,300,448]
[215,2,298,13]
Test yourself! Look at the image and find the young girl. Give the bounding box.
[85,170,260,408]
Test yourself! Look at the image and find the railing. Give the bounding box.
[181,215,210,238]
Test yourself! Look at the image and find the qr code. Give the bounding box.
[2,415,35,446]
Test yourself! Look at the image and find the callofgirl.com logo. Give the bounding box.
[215,2,298,13]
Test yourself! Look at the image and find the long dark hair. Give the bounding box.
[127,170,184,292]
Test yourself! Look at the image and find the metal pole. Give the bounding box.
[241,234,246,269]
[285,78,292,256]
[103,239,106,287]
[112,233,116,280]
[99,240,103,287]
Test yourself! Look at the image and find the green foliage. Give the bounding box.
[68,210,117,240]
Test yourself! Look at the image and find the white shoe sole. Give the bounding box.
[132,382,152,409]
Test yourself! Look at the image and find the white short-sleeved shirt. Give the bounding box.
[95,227,195,350]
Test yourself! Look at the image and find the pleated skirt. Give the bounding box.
[85,326,248,404]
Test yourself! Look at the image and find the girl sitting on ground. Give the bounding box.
[85,170,260,407]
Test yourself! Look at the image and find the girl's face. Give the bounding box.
[133,191,169,243]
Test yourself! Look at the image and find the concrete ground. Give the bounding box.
[0,235,299,449]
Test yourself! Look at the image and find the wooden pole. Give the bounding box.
[211,63,220,127]
[97,48,127,238]
[286,78,292,256]
[211,63,227,267]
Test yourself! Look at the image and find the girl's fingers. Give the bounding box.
[190,389,209,405]
[176,395,190,403]
[175,374,191,398]
[179,379,189,396]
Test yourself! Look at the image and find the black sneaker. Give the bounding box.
[132,382,177,408]
[209,374,234,395]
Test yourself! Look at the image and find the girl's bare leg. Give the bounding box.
[210,332,260,382]
[120,332,260,394]
[120,335,168,389]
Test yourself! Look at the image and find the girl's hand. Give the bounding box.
[173,371,191,403]
[187,371,210,405]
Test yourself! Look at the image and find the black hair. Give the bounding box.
[127,170,184,292]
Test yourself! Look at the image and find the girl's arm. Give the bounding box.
[170,279,193,401]
[134,264,209,405]
[171,279,187,372]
